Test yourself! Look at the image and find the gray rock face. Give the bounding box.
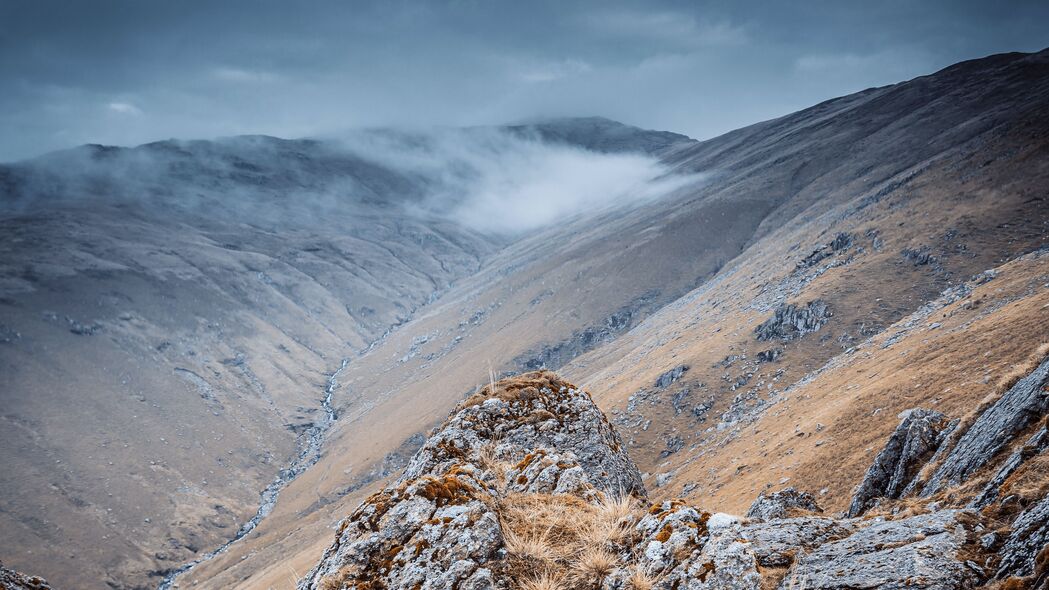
[848,409,953,517]
[655,364,689,388]
[747,487,823,521]
[742,517,855,567]
[298,372,643,590]
[755,300,831,342]
[997,493,1049,578]
[797,232,853,268]
[619,507,762,590]
[400,372,644,498]
[778,510,981,590]
[923,356,1049,496]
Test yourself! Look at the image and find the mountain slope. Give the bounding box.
[0,119,697,589]
[180,49,1049,589]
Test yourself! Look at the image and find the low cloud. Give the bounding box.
[1,124,700,235]
[334,127,700,233]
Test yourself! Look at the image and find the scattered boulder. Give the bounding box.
[747,487,822,521]
[655,364,689,388]
[755,300,831,342]
[848,408,954,517]
[923,356,1049,496]
[756,348,783,363]
[901,246,937,266]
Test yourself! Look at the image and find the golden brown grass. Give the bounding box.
[572,547,619,580]
[499,492,643,589]
[460,371,575,410]
[996,342,1049,392]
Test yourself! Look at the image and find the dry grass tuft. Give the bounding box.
[500,492,643,589]
[504,527,558,565]
[572,546,619,580]
[460,371,577,410]
[626,567,660,590]
[519,569,568,590]
[582,494,642,546]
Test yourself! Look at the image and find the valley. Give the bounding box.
[1,49,1048,590]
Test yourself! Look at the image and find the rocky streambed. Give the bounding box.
[158,358,350,590]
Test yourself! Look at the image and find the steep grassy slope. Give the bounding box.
[184,50,1049,589]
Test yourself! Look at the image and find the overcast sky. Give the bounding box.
[2,0,1047,161]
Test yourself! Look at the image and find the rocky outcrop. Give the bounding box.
[399,371,644,497]
[299,371,1016,590]
[754,300,831,342]
[797,232,853,269]
[848,409,954,517]
[0,562,52,590]
[747,487,822,521]
[654,365,689,388]
[923,356,1049,496]
[298,371,645,590]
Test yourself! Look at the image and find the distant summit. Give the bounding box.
[505,116,697,155]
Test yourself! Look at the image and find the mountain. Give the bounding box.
[0,119,697,589]
[1,49,1048,590]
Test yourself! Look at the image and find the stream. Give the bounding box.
[157,358,350,590]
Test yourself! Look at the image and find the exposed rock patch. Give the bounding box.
[776,510,981,590]
[755,300,831,342]
[654,364,689,388]
[848,408,954,517]
[997,494,1049,579]
[922,355,1049,496]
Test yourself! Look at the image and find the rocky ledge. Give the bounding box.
[300,366,1049,590]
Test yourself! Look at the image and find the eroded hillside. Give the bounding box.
[179,49,1049,589]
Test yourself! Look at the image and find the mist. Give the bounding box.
[0,124,701,235]
[333,126,700,233]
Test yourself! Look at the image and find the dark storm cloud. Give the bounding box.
[1,0,1047,161]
